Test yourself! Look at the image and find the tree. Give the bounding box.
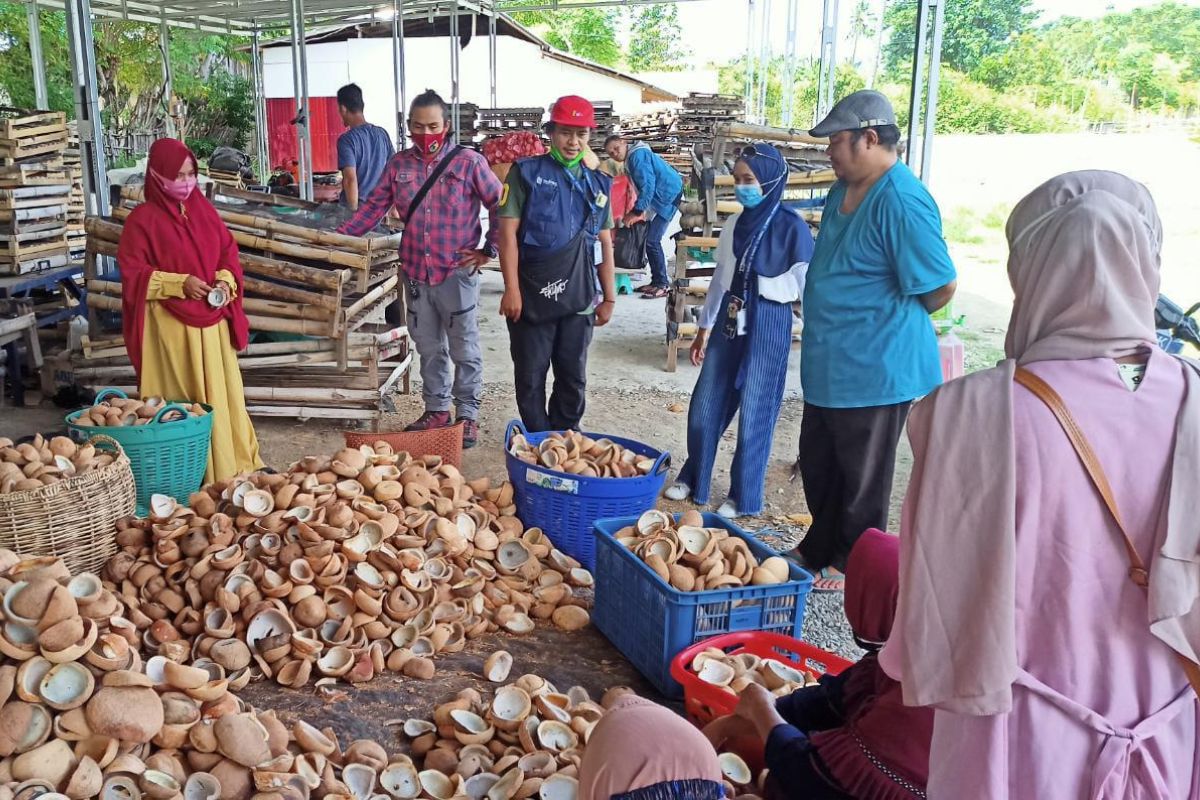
[881,0,1036,77]
[627,4,689,73]
[0,5,74,113]
[848,0,875,68]
[508,1,622,67]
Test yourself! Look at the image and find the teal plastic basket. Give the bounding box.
[65,388,214,516]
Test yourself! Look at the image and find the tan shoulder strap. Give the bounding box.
[1014,367,1200,697]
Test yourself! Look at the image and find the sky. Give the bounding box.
[674,0,1199,69]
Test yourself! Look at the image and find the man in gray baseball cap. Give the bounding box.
[791,89,958,592]
[809,89,898,138]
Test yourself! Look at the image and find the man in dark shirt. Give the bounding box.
[336,83,395,210]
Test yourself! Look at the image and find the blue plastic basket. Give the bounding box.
[592,513,813,698]
[504,420,670,572]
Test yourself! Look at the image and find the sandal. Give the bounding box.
[635,283,657,294]
[811,567,846,594]
[642,286,670,299]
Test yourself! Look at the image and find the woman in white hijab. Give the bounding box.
[881,170,1200,799]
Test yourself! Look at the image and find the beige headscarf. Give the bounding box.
[879,170,1200,714]
[578,695,723,800]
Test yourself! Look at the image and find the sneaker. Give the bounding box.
[404,410,451,432]
[663,481,691,501]
[458,418,478,449]
[715,499,741,519]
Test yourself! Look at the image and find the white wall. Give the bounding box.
[263,36,654,144]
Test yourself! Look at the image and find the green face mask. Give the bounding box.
[550,147,585,169]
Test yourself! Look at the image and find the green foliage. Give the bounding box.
[0,2,251,149]
[883,0,1036,77]
[718,58,863,128]
[509,1,621,67]
[627,4,689,73]
[0,5,73,113]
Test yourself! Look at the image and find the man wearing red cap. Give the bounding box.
[497,96,617,432]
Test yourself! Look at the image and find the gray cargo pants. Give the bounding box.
[405,268,483,421]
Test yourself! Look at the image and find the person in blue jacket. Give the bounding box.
[604,135,683,299]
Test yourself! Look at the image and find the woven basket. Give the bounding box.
[343,423,464,469]
[0,435,136,574]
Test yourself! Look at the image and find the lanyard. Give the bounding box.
[733,204,779,297]
[555,161,601,233]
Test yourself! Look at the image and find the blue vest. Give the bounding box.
[515,154,611,258]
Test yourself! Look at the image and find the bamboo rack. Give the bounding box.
[78,187,412,423]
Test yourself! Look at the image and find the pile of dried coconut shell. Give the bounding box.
[0,436,118,495]
[613,511,791,593]
[101,443,594,690]
[686,647,820,699]
[72,397,207,429]
[508,432,655,479]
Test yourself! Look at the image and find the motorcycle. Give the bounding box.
[1155,295,1200,356]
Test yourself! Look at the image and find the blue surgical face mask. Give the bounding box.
[735,184,764,208]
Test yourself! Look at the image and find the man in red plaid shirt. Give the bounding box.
[339,90,502,449]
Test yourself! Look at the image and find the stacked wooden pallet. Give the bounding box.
[64,124,85,264]
[0,109,73,276]
[78,186,413,422]
[678,93,744,146]
[476,107,545,139]
[589,101,618,148]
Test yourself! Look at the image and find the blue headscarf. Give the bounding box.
[731,143,814,280]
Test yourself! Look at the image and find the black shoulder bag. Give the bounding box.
[403,146,465,225]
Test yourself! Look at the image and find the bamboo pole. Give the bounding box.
[86,280,334,323]
[679,236,720,248]
[716,121,828,145]
[241,386,381,403]
[713,170,835,187]
[110,204,365,279]
[342,274,398,323]
[85,224,345,297]
[714,201,822,221]
[87,291,335,336]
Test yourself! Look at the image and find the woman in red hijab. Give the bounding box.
[705,529,932,799]
[118,138,262,481]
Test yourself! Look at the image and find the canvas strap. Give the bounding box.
[1015,367,1200,698]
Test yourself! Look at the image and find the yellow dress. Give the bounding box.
[138,269,263,482]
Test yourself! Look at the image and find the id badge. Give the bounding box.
[724,296,744,338]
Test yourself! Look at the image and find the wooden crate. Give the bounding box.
[0,109,67,139]
[0,164,72,188]
[0,130,69,162]
[0,185,72,211]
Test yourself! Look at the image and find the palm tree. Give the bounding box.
[849,0,875,67]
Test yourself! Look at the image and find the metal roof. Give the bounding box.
[32,0,705,34]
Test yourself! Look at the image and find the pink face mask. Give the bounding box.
[150,168,197,202]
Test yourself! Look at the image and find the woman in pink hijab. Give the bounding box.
[579,694,724,800]
[705,529,933,800]
[882,171,1200,798]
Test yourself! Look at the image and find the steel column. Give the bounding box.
[904,0,930,175]
[450,3,461,145]
[488,9,498,108]
[160,17,176,138]
[780,0,798,127]
[816,0,839,122]
[27,1,48,110]
[743,0,755,122]
[64,0,110,224]
[392,0,407,148]
[251,25,269,184]
[917,0,944,183]
[756,0,770,124]
[290,0,314,200]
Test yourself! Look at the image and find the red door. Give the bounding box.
[266,97,345,173]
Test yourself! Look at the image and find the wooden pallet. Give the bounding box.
[0,163,72,188]
[0,203,68,228]
[0,130,69,162]
[0,185,72,209]
[0,108,67,139]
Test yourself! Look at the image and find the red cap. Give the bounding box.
[549,96,596,128]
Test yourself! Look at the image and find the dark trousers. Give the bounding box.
[508,313,594,432]
[645,209,675,288]
[796,401,911,571]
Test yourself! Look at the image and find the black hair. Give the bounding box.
[603,134,622,147]
[336,84,364,113]
[849,123,901,150]
[410,89,450,120]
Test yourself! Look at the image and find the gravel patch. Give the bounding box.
[746,521,865,663]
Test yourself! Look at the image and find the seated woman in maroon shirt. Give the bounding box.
[705,529,932,800]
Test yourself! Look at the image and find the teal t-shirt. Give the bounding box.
[800,160,956,408]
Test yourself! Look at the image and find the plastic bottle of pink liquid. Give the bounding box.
[939,331,965,382]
